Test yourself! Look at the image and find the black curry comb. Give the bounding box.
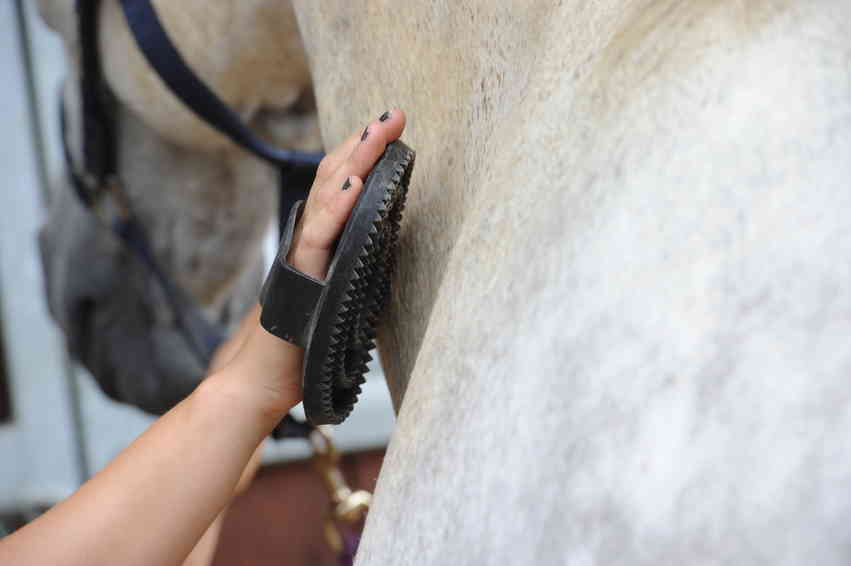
[260,140,415,425]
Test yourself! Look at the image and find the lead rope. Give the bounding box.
[310,427,372,565]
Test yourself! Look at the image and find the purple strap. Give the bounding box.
[339,530,361,566]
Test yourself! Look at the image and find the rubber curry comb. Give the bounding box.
[260,140,414,425]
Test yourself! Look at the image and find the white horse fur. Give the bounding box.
[41,1,851,564]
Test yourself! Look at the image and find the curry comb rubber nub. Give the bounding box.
[260,140,415,425]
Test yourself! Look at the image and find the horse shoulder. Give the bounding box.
[361,2,851,564]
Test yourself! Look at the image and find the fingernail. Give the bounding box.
[360,126,370,141]
[379,111,391,122]
[341,177,352,191]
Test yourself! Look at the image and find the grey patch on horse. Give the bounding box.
[39,184,205,414]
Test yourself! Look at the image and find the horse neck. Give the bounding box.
[98,0,314,153]
[296,0,789,407]
[296,2,636,406]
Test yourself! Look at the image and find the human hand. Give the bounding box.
[208,109,407,419]
[288,109,407,280]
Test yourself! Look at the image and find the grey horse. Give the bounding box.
[37,0,320,412]
[40,1,851,564]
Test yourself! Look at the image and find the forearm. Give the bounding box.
[182,510,226,566]
[0,111,407,566]
[0,327,297,566]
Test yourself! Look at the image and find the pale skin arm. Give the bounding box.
[0,110,406,566]
[179,306,264,566]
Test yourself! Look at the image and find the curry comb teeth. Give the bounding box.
[301,141,415,424]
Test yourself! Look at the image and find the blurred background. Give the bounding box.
[0,2,394,562]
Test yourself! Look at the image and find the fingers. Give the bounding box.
[314,131,362,185]
[330,109,406,188]
[303,176,364,248]
[291,176,364,280]
[314,109,407,186]
[289,108,407,280]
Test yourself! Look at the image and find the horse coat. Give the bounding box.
[38,1,851,564]
[291,2,851,564]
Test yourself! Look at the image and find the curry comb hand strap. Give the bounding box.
[260,200,323,347]
[260,140,415,425]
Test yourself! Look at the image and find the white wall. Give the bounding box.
[0,0,81,509]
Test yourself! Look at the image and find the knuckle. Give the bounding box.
[312,188,331,209]
[301,224,329,251]
[315,155,336,178]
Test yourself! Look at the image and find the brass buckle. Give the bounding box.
[310,427,372,554]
